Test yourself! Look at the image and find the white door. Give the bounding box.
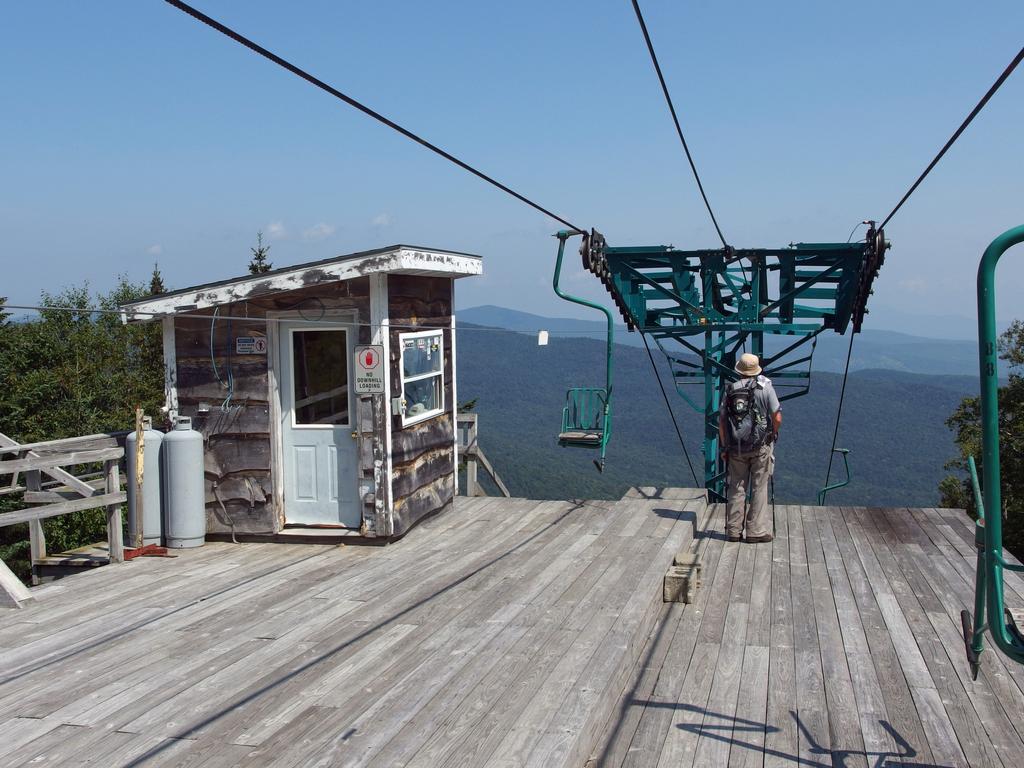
[279,321,360,527]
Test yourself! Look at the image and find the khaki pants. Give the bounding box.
[726,443,775,538]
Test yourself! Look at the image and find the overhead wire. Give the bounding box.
[879,44,1024,230]
[640,332,699,486]
[846,221,868,243]
[2,302,629,339]
[820,44,1024,498]
[628,0,730,251]
[163,0,585,234]
[822,327,856,494]
[627,0,735,487]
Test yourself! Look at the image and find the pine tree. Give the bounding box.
[148,263,167,296]
[249,231,272,274]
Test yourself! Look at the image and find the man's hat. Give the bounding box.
[735,353,762,377]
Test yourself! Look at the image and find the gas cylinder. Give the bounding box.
[126,416,164,546]
[162,416,206,548]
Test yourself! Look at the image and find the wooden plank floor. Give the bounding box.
[0,490,706,767]
[593,504,1024,768]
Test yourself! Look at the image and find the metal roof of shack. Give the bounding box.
[120,244,482,320]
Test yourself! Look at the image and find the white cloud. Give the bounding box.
[371,213,392,228]
[302,223,336,241]
[265,221,287,239]
[898,278,929,295]
[146,244,162,256]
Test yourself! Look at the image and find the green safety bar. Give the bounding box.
[817,448,851,505]
[553,231,614,471]
[961,224,1024,679]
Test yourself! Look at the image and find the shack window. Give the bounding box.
[400,330,444,426]
[291,329,349,426]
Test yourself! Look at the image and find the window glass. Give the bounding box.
[399,330,444,425]
[292,329,349,426]
[403,376,440,418]
[402,333,443,378]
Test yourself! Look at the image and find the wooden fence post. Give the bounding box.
[106,459,123,563]
[133,407,145,550]
[466,458,481,498]
[26,470,45,586]
[461,414,483,497]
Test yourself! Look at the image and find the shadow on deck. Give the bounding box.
[592,503,1024,768]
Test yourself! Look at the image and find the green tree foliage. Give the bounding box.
[940,320,1024,558]
[1000,319,1024,368]
[249,231,272,274]
[0,281,165,582]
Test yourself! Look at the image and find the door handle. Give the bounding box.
[351,431,358,440]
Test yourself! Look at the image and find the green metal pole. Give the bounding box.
[552,230,614,408]
[701,259,723,500]
[976,224,1024,663]
[968,456,988,666]
[752,257,764,359]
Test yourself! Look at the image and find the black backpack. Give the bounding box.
[724,378,770,454]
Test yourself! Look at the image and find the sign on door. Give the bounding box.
[354,345,385,394]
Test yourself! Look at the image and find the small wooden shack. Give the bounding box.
[121,245,481,539]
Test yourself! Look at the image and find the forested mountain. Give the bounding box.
[456,322,975,507]
[459,305,982,376]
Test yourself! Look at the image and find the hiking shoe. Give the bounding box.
[726,534,742,543]
[746,534,773,543]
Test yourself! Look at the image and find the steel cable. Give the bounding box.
[641,332,699,486]
[879,45,1024,230]
[629,0,729,250]
[163,0,585,234]
[823,330,856,492]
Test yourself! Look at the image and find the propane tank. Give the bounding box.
[162,416,206,548]
[126,416,164,546]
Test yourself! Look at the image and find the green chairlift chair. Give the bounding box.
[553,230,614,472]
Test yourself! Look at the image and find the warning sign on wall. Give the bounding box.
[354,345,385,394]
[235,336,268,354]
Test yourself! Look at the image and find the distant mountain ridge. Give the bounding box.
[455,323,976,508]
[458,304,981,377]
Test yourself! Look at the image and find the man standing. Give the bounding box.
[719,353,782,543]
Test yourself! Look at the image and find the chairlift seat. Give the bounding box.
[558,429,604,446]
[558,387,610,454]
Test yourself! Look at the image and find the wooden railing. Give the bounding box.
[0,431,128,605]
[456,413,510,498]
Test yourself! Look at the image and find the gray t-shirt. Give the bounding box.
[719,374,781,421]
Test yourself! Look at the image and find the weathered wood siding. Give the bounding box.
[388,275,456,536]
[173,279,371,535]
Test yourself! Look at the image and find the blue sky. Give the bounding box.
[2,1,1022,336]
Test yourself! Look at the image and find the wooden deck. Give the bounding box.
[596,504,1024,768]
[1,494,1022,767]
[0,490,705,767]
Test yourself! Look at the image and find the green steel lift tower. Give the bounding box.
[577,225,888,500]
